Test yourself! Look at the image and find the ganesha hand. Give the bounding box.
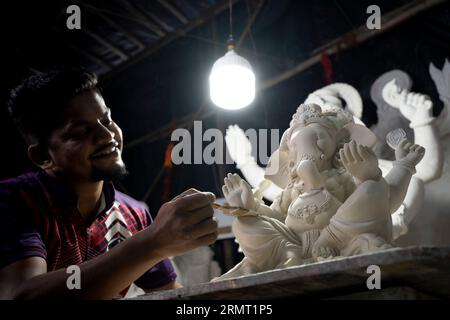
[222,173,257,211]
[393,139,425,173]
[340,140,381,182]
[311,232,339,260]
[382,80,434,128]
[225,125,255,168]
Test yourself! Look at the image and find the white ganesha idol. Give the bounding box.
[216,103,425,280]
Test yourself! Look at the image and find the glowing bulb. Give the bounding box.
[209,50,255,110]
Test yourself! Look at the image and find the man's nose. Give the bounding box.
[95,122,115,144]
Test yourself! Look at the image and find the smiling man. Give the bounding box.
[0,69,218,299]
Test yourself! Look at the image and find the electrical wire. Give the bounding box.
[229,0,233,38]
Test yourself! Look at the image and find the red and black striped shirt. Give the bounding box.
[0,170,176,291]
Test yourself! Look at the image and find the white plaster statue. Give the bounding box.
[395,60,450,246]
[170,246,222,286]
[361,63,448,244]
[225,79,441,240]
[430,59,450,138]
[216,103,425,280]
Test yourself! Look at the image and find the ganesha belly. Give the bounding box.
[215,103,425,281]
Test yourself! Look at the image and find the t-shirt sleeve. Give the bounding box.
[0,184,46,269]
[134,207,177,289]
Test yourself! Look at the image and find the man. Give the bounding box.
[0,69,218,299]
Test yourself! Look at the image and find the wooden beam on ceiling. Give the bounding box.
[65,41,113,70]
[96,11,146,51]
[237,0,265,49]
[83,26,129,61]
[135,3,174,33]
[54,26,113,70]
[157,0,189,24]
[260,0,447,91]
[102,0,243,82]
[115,0,166,38]
[121,0,448,150]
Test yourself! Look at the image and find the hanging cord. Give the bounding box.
[229,0,233,38]
[227,0,235,50]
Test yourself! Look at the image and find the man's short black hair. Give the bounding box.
[7,68,100,145]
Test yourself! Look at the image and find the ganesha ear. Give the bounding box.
[337,123,377,148]
[264,130,291,189]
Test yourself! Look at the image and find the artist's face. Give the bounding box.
[46,90,126,183]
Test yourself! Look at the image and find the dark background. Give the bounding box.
[1,0,449,217]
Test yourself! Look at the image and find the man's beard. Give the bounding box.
[91,160,129,182]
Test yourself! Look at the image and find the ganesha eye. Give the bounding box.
[316,133,323,141]
[317,139,327,151]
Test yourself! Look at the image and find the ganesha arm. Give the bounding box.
[430,59,450,137]
[384,161,417,215]
[252,201,286,221]
[237,160,283,202]
[382,80,442,183]
[411,118,442,183]
[383,134,425,214]
[248,186,289,221]
[435,102,450,137]
[225,125,282,201]
[379,159,424,240]
[391,176,424,240]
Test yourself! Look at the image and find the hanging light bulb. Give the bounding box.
[209,1,256,110]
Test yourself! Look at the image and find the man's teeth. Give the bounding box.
[95,147,116,156]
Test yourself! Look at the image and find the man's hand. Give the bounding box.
[340,140,381,182]
[147,189,218,260]
[0,189,217,300]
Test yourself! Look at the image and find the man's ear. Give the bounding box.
[337,123,377,148]
[27,144,54,170]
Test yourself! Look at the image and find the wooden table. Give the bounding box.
[130,246,450,300]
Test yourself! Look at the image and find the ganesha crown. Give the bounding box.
[290,103,354,130]
[290,103,328,127]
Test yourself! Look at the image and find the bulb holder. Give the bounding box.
[227,35,236,51]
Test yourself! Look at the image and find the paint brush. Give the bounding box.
[212,203,252,216]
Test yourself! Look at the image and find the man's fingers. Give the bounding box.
[194,231,218,247]
[186,205,215,225]
[187,217,218,240]
[174,192,215,211]
[171,188,201,202]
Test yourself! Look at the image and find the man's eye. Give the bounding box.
[70,129,89,138]
[68,126,92,138]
